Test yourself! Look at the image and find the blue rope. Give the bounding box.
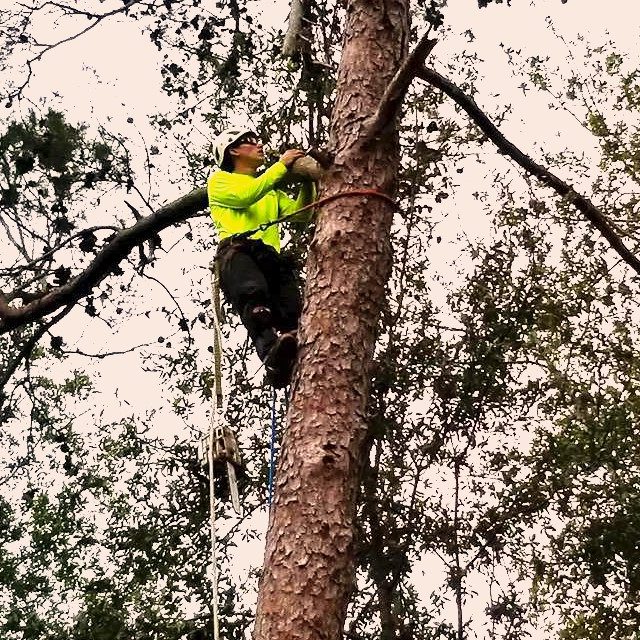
[268,386,277,505]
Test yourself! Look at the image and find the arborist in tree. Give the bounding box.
[208,129,315,388]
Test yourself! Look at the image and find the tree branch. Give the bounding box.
[282,0,305,58]
[364,34,438,142]
[7,0,145,103]
[0,303,73,392]
[0,187,208,335]
[417,65,640,278]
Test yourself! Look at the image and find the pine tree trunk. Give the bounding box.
[253,2,409,639]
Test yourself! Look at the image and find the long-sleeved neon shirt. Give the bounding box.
[207,161,314,252]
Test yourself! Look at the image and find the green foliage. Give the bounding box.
[587,111,609,137]
[0,109,128,209]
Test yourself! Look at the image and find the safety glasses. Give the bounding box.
[234,135,260,147]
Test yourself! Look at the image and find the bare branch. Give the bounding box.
[0,212,31,262]
[4,274,51,302]
[7,283,51,304]
[7,0,145,103]
[141,271,193,346]
[58,339,159,359]
[282,0,305,58]
[418,65,640,278]
[1,225,121,276]
[0,187,208,335]
[0,303,73,392]
[364,34,438,142]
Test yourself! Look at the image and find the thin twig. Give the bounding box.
[1,225,121,275]
[58,339,158,359]
[8,0,145,102]
[0,303,73,392]
[141,272,193,347]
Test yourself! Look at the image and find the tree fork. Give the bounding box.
[254,1,410,638]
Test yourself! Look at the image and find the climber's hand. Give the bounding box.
[279,149,306,168]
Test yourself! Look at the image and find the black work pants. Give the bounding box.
[216,238,302,361]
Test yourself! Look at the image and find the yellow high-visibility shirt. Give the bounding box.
[207,161,313,252]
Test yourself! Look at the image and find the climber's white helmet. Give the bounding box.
[213,128,256,167]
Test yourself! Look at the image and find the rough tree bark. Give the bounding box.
[254,1,409,638]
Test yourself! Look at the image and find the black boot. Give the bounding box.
[264,332,298,388]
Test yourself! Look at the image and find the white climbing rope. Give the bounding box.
[208,260,224,640]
